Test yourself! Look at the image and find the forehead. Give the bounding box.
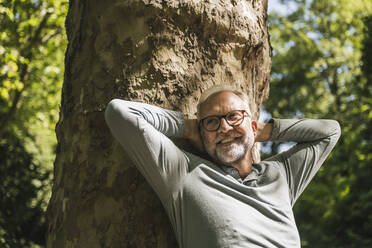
[199,91,246,118]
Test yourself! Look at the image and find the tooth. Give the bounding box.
[221,138,235,144]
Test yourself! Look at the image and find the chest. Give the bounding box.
[175,162,299,247]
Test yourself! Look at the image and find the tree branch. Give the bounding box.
[42,27,63,44]
[0,12,52,137]
[23,12,52,59]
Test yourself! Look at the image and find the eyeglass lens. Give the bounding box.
[202,110,245,131]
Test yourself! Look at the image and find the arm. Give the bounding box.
[266,118,341,205]
[184,119,204,152]
[105,99,189,203]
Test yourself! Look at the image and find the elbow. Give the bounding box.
[325,119,341,143]
[105,98,121,113]
[330,119,341,136]
[105,99,117,124]
[105,99,127,127]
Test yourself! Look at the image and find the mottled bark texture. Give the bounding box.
[46,0,271,247]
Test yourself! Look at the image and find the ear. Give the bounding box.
[251,120,258,137]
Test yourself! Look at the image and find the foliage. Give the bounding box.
[267,0,372,247]
[0,0,67,246]
[1,0,371,246]
[0,132,49,247]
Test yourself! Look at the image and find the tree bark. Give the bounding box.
[46,0,271,247]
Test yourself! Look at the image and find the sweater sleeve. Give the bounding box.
[267,118,341,206]
[104,99,189,204]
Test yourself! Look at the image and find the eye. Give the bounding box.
[205,117,219,125]
[203,117,219,129]
[226,111,242,122]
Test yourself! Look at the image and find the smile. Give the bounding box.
[217,136,241,144]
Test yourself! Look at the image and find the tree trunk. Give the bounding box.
[46,0,271,247]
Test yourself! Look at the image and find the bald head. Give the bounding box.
[197,90,251,121]
[198,91,246,120]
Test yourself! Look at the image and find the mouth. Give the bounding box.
[217,136,241,145]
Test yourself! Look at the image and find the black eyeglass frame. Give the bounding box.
[198,110,250,132]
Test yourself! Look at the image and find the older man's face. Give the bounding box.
[198,91,257,166]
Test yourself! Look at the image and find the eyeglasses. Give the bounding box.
[199,110,249,132]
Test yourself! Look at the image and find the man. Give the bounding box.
[105,85,341,248]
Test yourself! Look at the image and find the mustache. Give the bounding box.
[215,132,242,143]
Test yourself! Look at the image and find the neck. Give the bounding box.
[232,161,252,179]
[229,150,253,178]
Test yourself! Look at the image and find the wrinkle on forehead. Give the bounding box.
[198,91,246,119]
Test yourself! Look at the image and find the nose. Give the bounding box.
[218,118,233,133]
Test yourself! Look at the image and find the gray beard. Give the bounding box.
[215,141,248,165]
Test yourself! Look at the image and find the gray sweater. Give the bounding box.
[105,99,341,248]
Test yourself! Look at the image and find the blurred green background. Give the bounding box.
[265,1,372,247]
[0,0,67,247]
[0,0,371,247]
